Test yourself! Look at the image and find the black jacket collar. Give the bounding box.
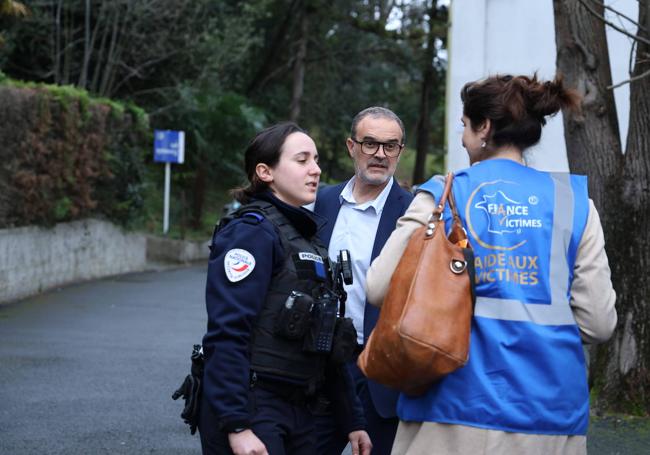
[253,191,325,239]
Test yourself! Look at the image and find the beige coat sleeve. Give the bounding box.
[365,191,436,306]
[570,199,617,344]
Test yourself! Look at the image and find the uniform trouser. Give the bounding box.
[199,386,315,455]
[314,361,398,455]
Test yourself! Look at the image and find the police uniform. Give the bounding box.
[198,191,366,455]
[365,159,617,454]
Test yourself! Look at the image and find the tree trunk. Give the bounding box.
[99,4,122,97]
[62,3,73,85]
[78,0,91,89]
[604,0,650,413]
[554,0,650,413]
[413,0,438,185]
[53,0,63,84]
[289,6,308,122]
[191,165,207,230]
[246,0,301,96]
[91,2,111,94]
[553,0,622,209]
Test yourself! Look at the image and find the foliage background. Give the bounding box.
[0,78,148,228]
[0,0,448,234]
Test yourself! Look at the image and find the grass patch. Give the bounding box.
[588,413,650,454]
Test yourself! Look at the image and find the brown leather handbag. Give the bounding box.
[358,172,475,396]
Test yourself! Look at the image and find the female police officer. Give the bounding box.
[198,122,372,455]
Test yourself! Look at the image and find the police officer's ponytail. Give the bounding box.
[461,74,581,152]
[231,122,307,204]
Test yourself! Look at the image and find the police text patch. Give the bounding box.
[298,252,324,263]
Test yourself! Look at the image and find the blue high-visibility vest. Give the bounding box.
[404,159,590,435]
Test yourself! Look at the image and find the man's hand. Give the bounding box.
[348,430,372,455]
[228,430,268,455]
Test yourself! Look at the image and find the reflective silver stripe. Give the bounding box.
[548,173,573,312]
[474,296,576,325]
[474,173,577,326]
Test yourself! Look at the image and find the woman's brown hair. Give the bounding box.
[231,122,307,204]
[461,74,581,151]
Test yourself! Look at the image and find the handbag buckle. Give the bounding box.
[426,212,443,237]
[450,259,467,274]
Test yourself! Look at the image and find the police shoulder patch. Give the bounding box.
[224,249,256,282]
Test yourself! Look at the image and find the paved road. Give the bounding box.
[0,266,206,454]
[1,264,647,454]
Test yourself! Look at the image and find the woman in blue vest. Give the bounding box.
[365,75,617,454]
[198,122,371,455]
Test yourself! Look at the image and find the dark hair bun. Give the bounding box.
[528,75,579,121]
[461,73,581,151]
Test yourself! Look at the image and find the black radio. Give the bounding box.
[303,290,339,353]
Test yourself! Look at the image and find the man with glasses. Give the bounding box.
[314,107,413,455]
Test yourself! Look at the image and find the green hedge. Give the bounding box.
[0,76,149,228]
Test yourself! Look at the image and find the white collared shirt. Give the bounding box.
[328,177,394,344]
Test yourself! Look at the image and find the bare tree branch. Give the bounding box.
[129,85,178,98]
[53,0,62,83]
[580,0,650,89]
[578,0,650,46]
[255,44,393,91]
[78,0,91,88]
[608,66,650,89]
[602,2,646,33]
[110,51,180,94]
[90,3,111,93]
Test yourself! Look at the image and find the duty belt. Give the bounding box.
[250,372,315,405]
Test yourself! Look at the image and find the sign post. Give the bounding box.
[153,130,185,235]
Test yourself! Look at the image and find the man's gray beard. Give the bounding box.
[356,165,392,187]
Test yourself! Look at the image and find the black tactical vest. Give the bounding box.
[230,200,333,389]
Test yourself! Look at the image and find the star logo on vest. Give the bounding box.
[224,249,256,282]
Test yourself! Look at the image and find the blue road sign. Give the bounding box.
[154,130,185,164]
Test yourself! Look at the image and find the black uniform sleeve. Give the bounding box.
[325,363,367,434]
[201,215,282,433]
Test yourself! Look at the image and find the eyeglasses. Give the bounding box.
[351,139,404,157]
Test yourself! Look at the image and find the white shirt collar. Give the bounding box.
[338,176,394,215]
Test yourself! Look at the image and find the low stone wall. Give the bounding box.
[146,235,210,264]
[0,219,147,304]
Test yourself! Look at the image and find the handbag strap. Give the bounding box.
[432,172,454,217]
[425,173,453,236]
[446,175,462,224]
[427,172,469,247]
[429,172,456,223]
[446,174,469,248]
